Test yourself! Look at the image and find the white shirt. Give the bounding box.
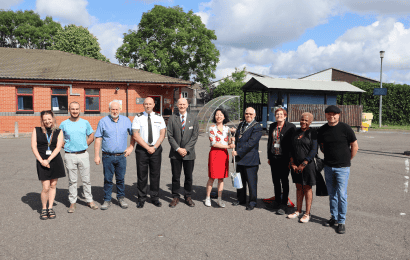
[179,112,187,122]
[132,111,166,145]
[209,125,230,147]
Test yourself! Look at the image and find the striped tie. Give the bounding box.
[181,115,185,132]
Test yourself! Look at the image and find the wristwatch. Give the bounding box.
[154,146,157,151]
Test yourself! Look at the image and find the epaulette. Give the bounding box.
[136,112,143,117]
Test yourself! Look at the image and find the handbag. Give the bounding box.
[314,155,328,196]
[230,149,243,189]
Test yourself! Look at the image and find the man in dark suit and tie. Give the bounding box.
[167,98,199,208]
[232,107,263,210]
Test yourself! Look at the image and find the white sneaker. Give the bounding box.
[204,198,211,207]
[217,200,225,208]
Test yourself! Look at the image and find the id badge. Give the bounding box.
[274,144,280,148]
[46,150,52,155]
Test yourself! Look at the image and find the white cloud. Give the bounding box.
[213,18,410,83]
[36,0,92,26]
[89,22,135,63]
[195,11,210,26]
[0,0,23,9]
[203,0,338,50]
[339,0,410,15]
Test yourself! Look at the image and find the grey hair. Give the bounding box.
[301,112,314,123]
[245,107,256,114]
[109,100,121,109]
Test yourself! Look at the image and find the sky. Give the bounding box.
[2,0,410,84]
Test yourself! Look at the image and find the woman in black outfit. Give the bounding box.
[31,110,65,220]
[267,108,296,215]
[288,112,317,223]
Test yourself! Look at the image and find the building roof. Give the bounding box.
[242,77,365,93]
[299,67,379,83]
[0,47,192,84]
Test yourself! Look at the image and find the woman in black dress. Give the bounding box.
[288,112,317,223]
[31,110,65,220]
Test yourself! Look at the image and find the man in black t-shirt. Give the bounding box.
[317,105,359,234]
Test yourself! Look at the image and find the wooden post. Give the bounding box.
[287,93,290,122]
[243,91,247,120]
[359,93,362,106]
[341,94,344,105]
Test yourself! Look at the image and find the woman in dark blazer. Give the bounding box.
[267,108,296,215]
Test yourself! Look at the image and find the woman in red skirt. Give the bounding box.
[205,108,235,208]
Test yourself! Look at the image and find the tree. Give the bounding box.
[116,5,219,86]
[48,24,109,62]
[0,10,61,49]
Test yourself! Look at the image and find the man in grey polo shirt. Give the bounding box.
[94,100,135,210]
[60,101,98,213]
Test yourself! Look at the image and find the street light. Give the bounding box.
[379,51,385,128]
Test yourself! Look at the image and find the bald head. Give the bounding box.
[177,98,188,114]
[143,97,155,113]
[245,107,256,123]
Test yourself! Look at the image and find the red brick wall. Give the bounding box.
[0,80,184,134]
[332,70,379,84]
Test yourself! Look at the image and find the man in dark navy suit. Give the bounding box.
[232,107,263,210]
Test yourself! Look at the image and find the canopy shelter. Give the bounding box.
[197,95,240,133]
[241,77,366,129]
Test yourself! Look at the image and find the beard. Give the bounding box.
[111,114,119,119]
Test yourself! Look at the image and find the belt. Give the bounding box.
[103,151,125,156]
[65,150,86,154]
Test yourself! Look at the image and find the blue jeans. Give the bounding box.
[102,153,127,201]
[324,166,350,224]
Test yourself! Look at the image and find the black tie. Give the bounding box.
[148,114,153,144]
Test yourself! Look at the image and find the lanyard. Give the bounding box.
[276,125,283,140]
[46,131,53,150]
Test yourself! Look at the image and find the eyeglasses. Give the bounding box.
[245,113,254,115]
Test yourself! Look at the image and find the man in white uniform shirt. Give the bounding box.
[132,97,166,208]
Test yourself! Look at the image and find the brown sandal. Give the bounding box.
[87,201,98,210]
[48,208,56,219]
[40,209,48,220]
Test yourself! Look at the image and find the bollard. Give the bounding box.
[14,121,18,138]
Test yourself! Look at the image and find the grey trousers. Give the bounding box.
[64,152,93,204]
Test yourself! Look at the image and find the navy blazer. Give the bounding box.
[234,121,263,166]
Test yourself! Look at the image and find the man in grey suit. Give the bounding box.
[167,98,199,208]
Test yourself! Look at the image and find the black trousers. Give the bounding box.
[135,145,162,202]
[170,159,194,198]
[236,165,259,207]
[270,157,290,205]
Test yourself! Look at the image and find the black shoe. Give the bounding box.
[232,201,246,206]
[276,205,287,215]
[324,217,337,227]
[246,204,255,211]
[137,201,145,208]
[265,201,280,210]
[337,224,345,234]
[152,200,162,207]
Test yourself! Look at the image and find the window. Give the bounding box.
[51,89,68,114]
[16,87,33,112]
[181,91,188,98]
[85,89,100,112]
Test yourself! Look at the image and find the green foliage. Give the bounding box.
[116,5,219,86]
[48,24,109,62]
[0,10,61,49]
[338,81,410,125]
[213,68,268,117]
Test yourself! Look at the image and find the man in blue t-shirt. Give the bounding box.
[317,105,359,234]
[60,101,98,213]
[94,100,135,210]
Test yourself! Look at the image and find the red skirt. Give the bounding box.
[208,147,229,179]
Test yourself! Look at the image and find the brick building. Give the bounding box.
[0,48,191,135]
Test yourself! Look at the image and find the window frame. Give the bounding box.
[16,87,34,113]
[181,91,188,99]
[51,88,68,114]
[84,88,100,113]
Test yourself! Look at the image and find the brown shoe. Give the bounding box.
[67,203,76,213]
[185,197,195,207]
[169,197,179,208]
[87,201,98,210]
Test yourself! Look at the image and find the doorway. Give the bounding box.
[148,95,162,115]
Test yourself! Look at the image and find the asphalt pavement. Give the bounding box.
[0,130,409,259]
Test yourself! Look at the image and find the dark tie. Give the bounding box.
[181,115,185,132]
[148,114,153,144]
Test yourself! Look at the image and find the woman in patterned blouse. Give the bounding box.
[205,108,235,207]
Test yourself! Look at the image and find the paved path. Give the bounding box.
[0,131,409,259]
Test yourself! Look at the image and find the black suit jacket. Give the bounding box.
[234,121,263,166]
[267,121,296,160]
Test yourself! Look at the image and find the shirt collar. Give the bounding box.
[144,111,155,116]
[109,115,120,122]
[179,112,187,118]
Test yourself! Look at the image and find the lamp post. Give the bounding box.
[379,51,384,128]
